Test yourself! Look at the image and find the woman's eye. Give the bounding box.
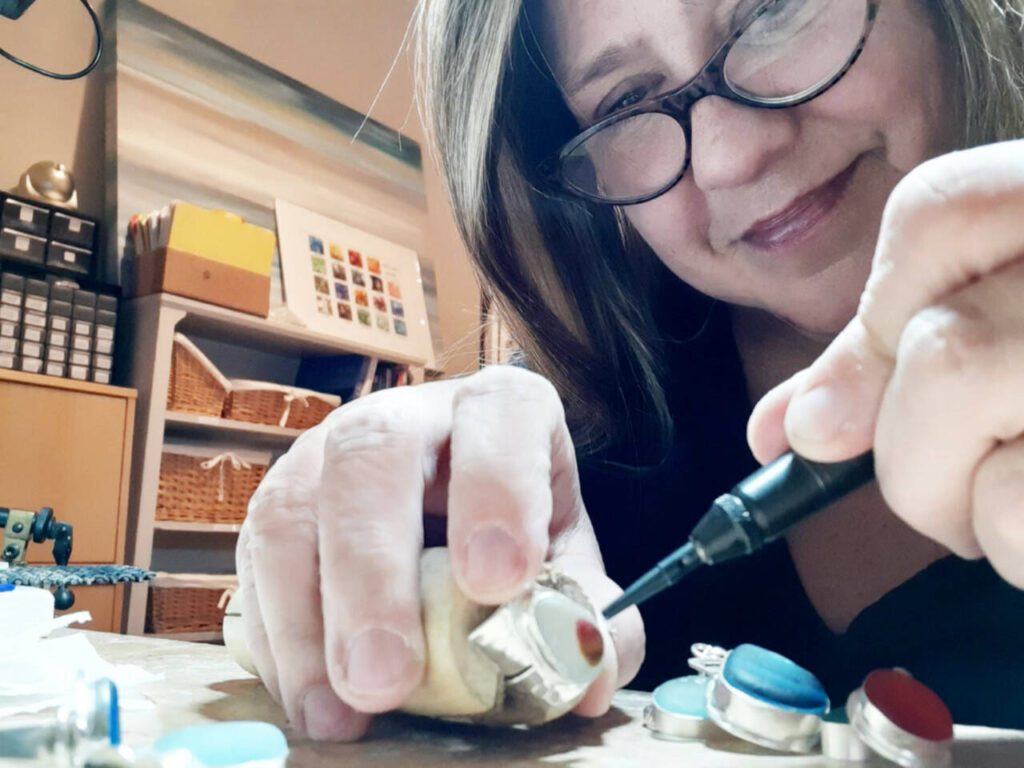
[606,89,647,115]
[595,78,662,121]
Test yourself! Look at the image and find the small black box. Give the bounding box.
[47,329,68,347]
[46,242,91,276]
[92,352,113,371]
[50,211,96,250]
[97,294,118,313]
[73,289,97,308]
[96,309,116,327]
[20,325,43,344]
[2,197,49,236]
[0,304,20,323]
[0,351,16,369]
[0,336,17,355]
[0,228,46,264]
[71,334,93,353]
[0,273,23,307]
[1,272,25,292]
[69,349,91,367]
[68,364,89,381]
[94,336,114,355]
[72,304,95,336]
[23,312,46,329]
[45,362,66,377]
[46,346,68,363]
[91,368,111,384]
[24,279,49,313]
[18,355,43,374]
[0,321,18,339]
[20,340,42,359]
[50,298,72,317]
[49,284,75,304]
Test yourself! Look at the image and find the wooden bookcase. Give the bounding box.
[0,370,136,632]
[120,293,423,638]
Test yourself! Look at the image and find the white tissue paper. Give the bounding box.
[0,588,160,718]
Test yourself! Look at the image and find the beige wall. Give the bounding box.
[0,0,479,375]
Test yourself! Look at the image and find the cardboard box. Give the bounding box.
[135,246,272,317]
[132,203,274,318]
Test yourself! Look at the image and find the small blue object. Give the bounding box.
[0,584,15,592]
[154,722,288,767]
[652,675,710,718]
[722,644,829,715]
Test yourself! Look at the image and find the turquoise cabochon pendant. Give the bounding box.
[643,674,722,740]
[703,643,830,753]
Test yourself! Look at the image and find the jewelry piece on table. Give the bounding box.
[467,566,607,724]
[842,669,953,768]
[696,643,830,754]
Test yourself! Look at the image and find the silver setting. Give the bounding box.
[688,643,728,676]
[706,672,823,753]
[821,720,873,763]
[643,701,722,741]
[847,687,952,768]
[468,566,604,717]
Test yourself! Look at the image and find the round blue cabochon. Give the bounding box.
[652,675,710,718]
[722,644,829,714]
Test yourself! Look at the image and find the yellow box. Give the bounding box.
[133,203,276,317]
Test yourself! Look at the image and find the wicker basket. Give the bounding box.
[156,446,269,524]
[146,574,237,634]
[225,380,340,430]
[166,334,231,417]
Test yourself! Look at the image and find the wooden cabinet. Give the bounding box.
[0,369,136,632]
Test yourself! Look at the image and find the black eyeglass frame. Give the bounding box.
[546,0,881,206]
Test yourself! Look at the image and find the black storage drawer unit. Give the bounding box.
[0,194,99,279]
[50,211,96,250]
[1,197,49,236]
[0,228,47,264]
[45,241,92,275]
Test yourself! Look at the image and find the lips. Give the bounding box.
[741,158,861,250]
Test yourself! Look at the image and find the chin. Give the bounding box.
[775,297,860,339]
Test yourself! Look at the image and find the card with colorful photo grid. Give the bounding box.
[277,199,433,362]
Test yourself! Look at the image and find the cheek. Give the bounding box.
[806,3,955,167]
[621,183,708,269]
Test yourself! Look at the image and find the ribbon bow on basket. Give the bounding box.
[279,392,310,428]
[200,452,252,503]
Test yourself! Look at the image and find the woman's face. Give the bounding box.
[538,0,957,336]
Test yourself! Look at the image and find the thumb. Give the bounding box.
[772,320,894,463]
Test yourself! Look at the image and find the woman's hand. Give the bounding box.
[748,139,1024,589]
[235,365,644,741]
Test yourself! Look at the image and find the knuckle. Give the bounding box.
[898,302,996,380]
[456,365,563,413]
[324,395,425,458]
[246,476,318,536]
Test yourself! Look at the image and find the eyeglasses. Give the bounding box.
[548,0,880,206]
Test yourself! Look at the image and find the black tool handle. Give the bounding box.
[735,451,875,543]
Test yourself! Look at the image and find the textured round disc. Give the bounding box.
[722,644,828,714]
[863,670,953,742]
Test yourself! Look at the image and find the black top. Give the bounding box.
[577,292,1024,729]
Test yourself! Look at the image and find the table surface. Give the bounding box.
[41,631,1024,767]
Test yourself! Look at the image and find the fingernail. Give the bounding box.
[786,384,852,444]
[344,627,418,696]
[465,524,527,594]
[302,683,354,741]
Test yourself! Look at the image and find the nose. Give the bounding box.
[688,96,798,192]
